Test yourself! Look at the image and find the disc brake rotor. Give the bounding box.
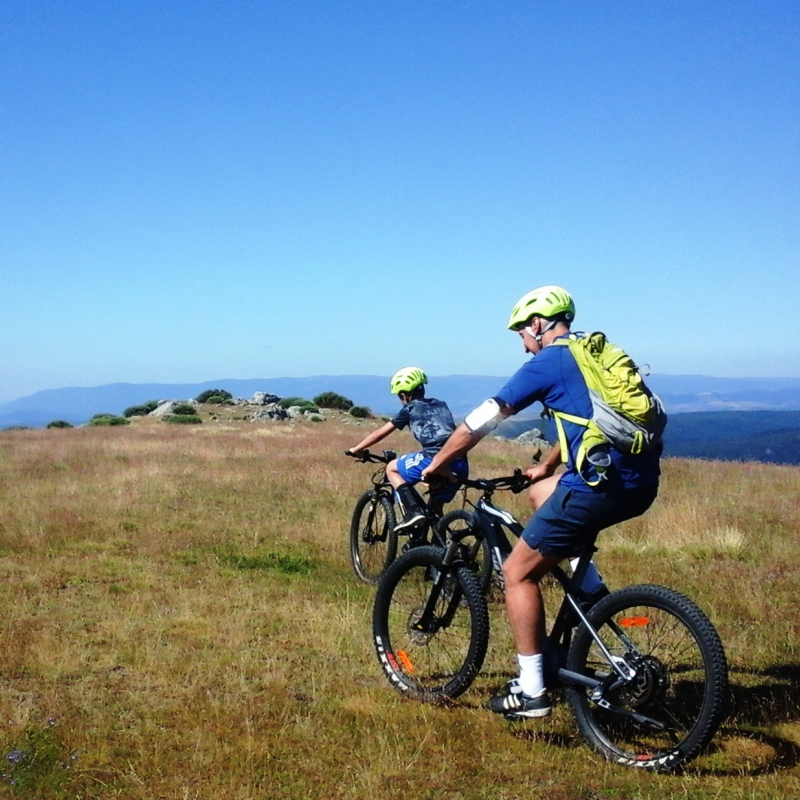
[617,655,670,708]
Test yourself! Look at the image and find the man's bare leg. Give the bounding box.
[488,537,560,716]
[503,537,560,654]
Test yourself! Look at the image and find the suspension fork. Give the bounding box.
[411,535,467,633]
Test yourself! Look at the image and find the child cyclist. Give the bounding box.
[347,367,469,539]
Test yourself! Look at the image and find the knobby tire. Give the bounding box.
[436,509,492,594]
[349,490,397,584]
[373,545,489,699]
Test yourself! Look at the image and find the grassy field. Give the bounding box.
[0,411,799,799]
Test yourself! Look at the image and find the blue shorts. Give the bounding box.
[522,482,658,558]
[396,452,469,503]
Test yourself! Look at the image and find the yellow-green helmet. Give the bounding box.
[390,367,427,395]
[507,285,575,331]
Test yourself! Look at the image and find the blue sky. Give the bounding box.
[1,1,798,402]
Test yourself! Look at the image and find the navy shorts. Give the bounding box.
[521,481,658,558]
[396,452,469,503]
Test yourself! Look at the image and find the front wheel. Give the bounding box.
[349,490,397,583]
[373,546,489,699]
[565,584,729,772]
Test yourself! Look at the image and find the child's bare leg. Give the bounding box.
[386,459,405,489]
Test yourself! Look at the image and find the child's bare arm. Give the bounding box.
[348,421,397,454]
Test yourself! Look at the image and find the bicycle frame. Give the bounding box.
[440,481,650,711]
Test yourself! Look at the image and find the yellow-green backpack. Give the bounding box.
[549,332,667,486]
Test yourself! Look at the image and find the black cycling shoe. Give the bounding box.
[394,512,426,535]
[487,681,552,719]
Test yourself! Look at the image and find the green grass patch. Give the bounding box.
[1,723,75,797]
[217,550,314,575]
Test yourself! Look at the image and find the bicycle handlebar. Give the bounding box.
[462,469,532,495]
[345,451,531,494]
[344,449,397,464]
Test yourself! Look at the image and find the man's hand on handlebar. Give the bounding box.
[526,463,555,484]
[420,463,458,484]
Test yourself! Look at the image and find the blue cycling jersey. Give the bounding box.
[494,337,661,491]
[392,397,457,456]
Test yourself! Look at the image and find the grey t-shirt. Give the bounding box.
[391,397,456,456]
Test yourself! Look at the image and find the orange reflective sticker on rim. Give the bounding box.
[620,616,650,628]
[397,649,415,673]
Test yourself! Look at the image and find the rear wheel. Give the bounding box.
[435,509,492,594]
[349,491,397,583]
[373,546,489,699]
[565,584,729,771]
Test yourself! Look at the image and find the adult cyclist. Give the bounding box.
[422,286,661,719]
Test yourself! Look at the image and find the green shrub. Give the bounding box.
[171,403,198,416]
[313,391,354,411]
[349,406,372,419]
[277,396,306,408]
[163,414,202,425]
[216,550,314,575]
[46,420,74,429]
[88,414,130,427]
[123,400,160,418]
[195,389,232,404]
[278,397,319,413]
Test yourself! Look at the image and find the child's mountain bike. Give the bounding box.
[345,450,446,583]
[372,472,729,772]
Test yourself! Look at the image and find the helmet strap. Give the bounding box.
[526,317,559,348]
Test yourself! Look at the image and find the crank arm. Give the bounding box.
[591,696,666,732]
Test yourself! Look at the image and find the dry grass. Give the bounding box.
[0,415,799,798]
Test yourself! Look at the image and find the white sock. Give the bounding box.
[517,653,546,698]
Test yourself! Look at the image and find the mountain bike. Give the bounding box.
[345,450,447,583]
[372,473,729,771]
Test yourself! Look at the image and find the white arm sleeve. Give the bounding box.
[464,398,504,435]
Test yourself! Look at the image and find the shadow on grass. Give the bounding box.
[728,663,800,726]
[459,664,800,776]
[692,663,800,775]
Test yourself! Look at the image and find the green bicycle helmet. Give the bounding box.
[507,285,575,331]
[390,367,428,395]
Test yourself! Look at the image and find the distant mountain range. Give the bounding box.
[1,375,799,465]
[2,374,800,429]
[499,410,800,466]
